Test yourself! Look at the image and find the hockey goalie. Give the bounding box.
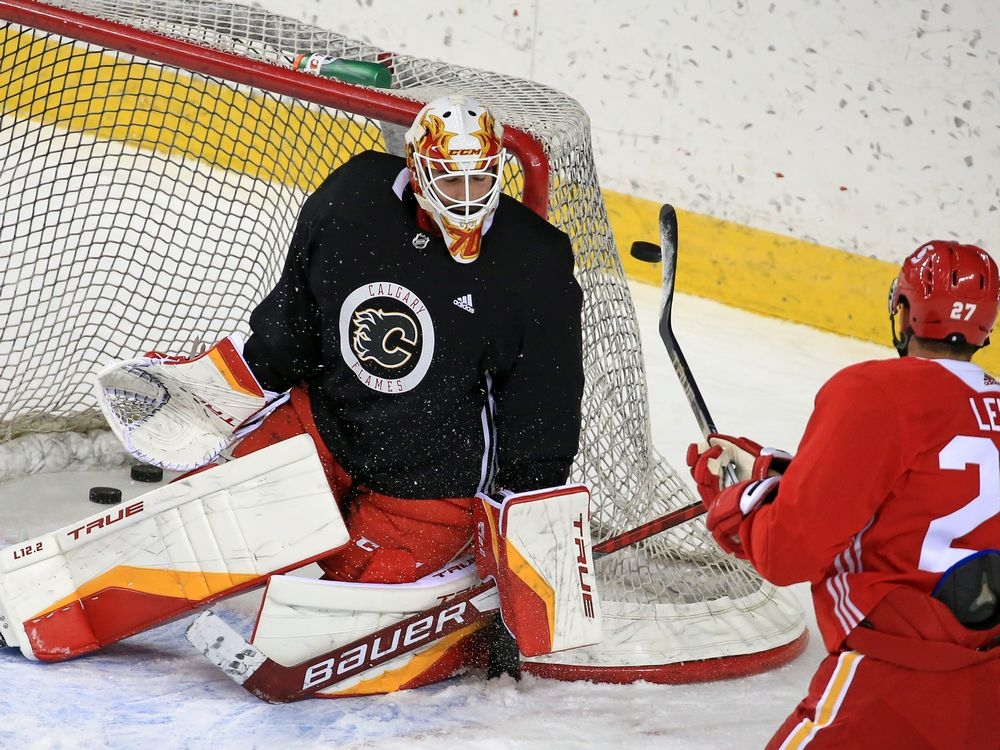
[0,94,603,694]
[2,328,600,693]
[89,324,600,696]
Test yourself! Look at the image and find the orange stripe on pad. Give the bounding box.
[33,565,258,619]
[206,337,263,397]
[504,541,556,643]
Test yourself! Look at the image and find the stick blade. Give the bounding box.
[658,204,679,295]
[185,610,267,688]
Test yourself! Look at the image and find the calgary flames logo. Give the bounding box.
[340,283,435,394]
[351,309,419,369]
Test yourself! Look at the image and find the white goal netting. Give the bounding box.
[0,0,806,680]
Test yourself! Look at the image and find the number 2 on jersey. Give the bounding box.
[919,435,1000,572]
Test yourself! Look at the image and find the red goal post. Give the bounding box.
[0,0,807,682]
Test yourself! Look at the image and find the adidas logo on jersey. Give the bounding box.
[453,294,475,313]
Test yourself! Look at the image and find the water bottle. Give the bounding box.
[292,53,392,88]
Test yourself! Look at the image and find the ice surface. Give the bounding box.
[0,281,890,749]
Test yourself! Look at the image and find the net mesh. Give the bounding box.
[0,0,804,675]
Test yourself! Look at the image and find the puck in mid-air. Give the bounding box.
[89,486,123,505]
[130,463,164,483]
[629,240,662,263]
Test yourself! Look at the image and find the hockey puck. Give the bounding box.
[630,240,662,263]
[89,486,123,505]
[130,463,164,483]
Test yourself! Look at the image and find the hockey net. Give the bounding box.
[0,0,806,681]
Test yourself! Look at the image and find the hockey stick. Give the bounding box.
[651,205,737,492]
[654,205,722,442]
[597,205,739,555]
[186,518,675,703]
[589,500,707,555]
[631,204,725,441]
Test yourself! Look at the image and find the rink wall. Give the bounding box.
[252,0,1000,370]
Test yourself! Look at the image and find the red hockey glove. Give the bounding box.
[685,434,791,559]
[685,433,792,507]
[702,477,780,559]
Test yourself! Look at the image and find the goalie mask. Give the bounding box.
[889,240,1000,355]
[405,94,505,263]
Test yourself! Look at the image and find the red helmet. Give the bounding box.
[889,240,1000,353]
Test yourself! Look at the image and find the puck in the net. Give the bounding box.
[89,486,123,505]
[130,463,164,483]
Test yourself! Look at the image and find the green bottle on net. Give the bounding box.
[292,53,392,88]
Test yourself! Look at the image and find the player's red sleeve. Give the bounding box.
[739,363,908,586]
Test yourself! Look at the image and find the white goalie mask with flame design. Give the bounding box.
[404,94,506,263]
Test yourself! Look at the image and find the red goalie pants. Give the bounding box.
[767,648,1000,749]
[231,387,475,585]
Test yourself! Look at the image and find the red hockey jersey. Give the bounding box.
[743,356,1000,652]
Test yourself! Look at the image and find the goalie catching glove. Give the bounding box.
[686,434,792,559]
[94,334,287,471]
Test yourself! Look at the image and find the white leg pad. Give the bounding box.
[250,555,487,696]
[0,434,348,661]
[475,484,603,656]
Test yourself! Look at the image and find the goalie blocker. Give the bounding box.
[475,484,601,656]
[474,484,602,656]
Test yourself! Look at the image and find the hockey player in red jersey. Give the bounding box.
[688,240,1000,749]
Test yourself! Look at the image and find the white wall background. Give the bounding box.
[262,0,998,264]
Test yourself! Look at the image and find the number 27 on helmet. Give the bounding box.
[888,240,1000,354]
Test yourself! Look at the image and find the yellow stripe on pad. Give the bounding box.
[504,541,556,642]
[206,344,259,397]
[34,565,258,618]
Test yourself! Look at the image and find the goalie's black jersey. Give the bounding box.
[244,152,584,499]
